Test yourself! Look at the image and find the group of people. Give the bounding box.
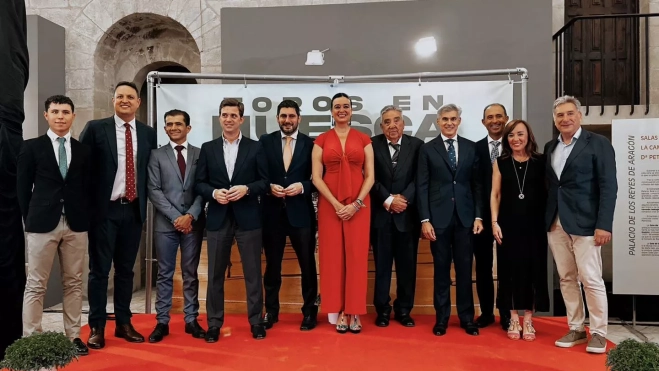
[15,80,617,358]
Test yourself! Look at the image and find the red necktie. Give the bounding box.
[124,123,137,201]
[175,145,186,179]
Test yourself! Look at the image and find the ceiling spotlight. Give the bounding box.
[305,48,329,66]
[415,36,437,57]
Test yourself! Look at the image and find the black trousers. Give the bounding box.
[87,200,143,328]
[371,218,418,316]
[206,212,263,328]
[473,224,496,317]
[431,212,475,325]
[263,208,318,316]
[0,0,28,358]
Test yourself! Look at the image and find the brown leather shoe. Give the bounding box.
[114,323,145,343]
[87,327,105,349]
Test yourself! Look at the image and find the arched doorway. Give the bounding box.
[136,63,198,127]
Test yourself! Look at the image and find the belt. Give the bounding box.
[113,197,138,204]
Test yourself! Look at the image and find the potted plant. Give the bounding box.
[0,331,79,371]
[606,338,659,371]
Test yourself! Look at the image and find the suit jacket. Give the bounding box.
[416,135,483,229]
[475,137,494,224]
[370,134,423,232]
[194,135,269,231]
[147,143,206,233]
[259,131,316,229]
[79,117,157,224]
[544,128,617,235]
[17,134,92,233]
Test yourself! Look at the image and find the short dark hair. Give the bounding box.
[500,119,540,159]
[277,100,300,116]
[331,92,352,107]
[114,81,139,95]
[44,95,75,113]
[482,103,508,119]
[219,98,244,117]
[164,109,190,126]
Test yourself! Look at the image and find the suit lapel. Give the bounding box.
[432,137,452,172]
[289,134,306,173]
[164,145,184,184]
[183,146,197,187]
[455,136,468,175]
[376,136,394,174]
[68,139,81,180]
[212,139,230,181]
[136,122,148,171]
[232,137,249,179]
[41,135,62,180]
[546,139,560,181]
[273,132,285,173]
[395,135,412,173]
[563,130,590,172]
[103,119,118,166]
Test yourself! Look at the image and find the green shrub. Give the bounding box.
[606,339,659,371]
[0,332,78,371]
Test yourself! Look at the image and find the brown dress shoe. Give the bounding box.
[87,327,105,349]
[114,323,145,343]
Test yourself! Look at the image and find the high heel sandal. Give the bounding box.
[523,320,536,341]
[507,319,522,340]
[336,312,348,334]
[349,315,362,334]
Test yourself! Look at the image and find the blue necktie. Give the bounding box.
[446,139,456,171]
[57,137,67,178]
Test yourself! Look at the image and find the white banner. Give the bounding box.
[155,81,514,147]
[612,118,659,295]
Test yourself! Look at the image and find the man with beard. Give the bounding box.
[0,0,29,358]
[259,100,318,331]
[370,105,423,328]
[474,103,510,331]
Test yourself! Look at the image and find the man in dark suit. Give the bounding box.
[473,103,510,331]
[195,98,269,341]
[259,100,318,331]
[79,81,157,349]
[0,0,29,358]
[17,95,90,356]
[146,109,207,343]
[545,95,617,354]
[370,105,423,328]
[416,103,484,336]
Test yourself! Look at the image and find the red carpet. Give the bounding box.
[58,314,611,371]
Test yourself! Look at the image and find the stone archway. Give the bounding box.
[135,62,198,124]
[93,13,201,122]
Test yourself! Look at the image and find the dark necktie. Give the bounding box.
[124,123,137,201]
[390,143,400,168]
[57,137,67,178]
[175,145,186,179]
[446,139,457,171]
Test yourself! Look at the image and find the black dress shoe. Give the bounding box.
[461,322,480,336]
[148,323,169,343]
[476,314,495,328]
[251,324,266,340]
[432,323,447,336]
[73,338,89,356]
[261,313,278,330]
[205,327,220,343]
[185,320,207,338]
[87,327,105,349]
[375,313,390,327]
[500,315,511,331]
[300,315,317,331]
[394,313,415,327]
[115,323,145,343]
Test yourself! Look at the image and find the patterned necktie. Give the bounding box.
[175,145,186,179]
[283,136,293,171]
[390,143,400,168]
[446,139,457,171]
[124,123,137,201]
[490,141,500,164]
[57,137,67,178]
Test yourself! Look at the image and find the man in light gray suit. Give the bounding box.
[146,109,207,343]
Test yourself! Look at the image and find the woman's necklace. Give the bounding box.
[512,156,529,200]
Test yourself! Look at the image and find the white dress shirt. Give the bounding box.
[223,132,242,180]
[383,137,402,210]
[111,115,138,201]
[440,133,459,164]
[552,126,582,179]
[171,140,188,164]
[47,129,71,168]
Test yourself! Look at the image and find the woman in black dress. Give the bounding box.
[490,119,549,341]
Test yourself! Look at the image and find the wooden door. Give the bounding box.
[564,0,639,106]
